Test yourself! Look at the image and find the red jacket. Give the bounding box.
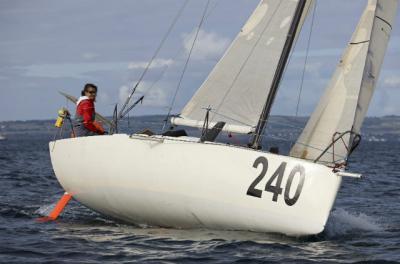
[76,98,102,133]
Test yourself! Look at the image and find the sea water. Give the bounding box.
[0,117,399,263]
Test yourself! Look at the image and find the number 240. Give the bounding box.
[247,156,305,206]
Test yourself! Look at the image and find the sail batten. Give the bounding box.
[172,0,314,134]
[290,0,398,165]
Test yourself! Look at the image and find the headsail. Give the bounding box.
[172,0,314,134]
[290,0,398,165]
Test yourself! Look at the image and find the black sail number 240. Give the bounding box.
[246,156,305,206]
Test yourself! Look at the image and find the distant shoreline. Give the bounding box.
[1,116,399,142]
[1,114,399,123]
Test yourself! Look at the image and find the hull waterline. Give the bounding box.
[49,134,342,236]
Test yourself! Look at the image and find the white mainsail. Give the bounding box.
[290,0,398,165]
[172,0,314,134]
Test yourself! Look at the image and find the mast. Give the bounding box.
[251,0,308,149]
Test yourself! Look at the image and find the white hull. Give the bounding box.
[49,134,342,236]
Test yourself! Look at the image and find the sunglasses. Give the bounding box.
[86,90,97,95]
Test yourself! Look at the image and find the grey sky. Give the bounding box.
[0,0,399,121]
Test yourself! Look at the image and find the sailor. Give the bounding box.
[74,83,105,137]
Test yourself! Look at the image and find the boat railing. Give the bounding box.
[313,130,361,167]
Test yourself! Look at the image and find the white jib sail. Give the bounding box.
[290,0,398,165]
[172,0,314,134]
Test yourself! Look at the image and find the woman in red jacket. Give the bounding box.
[75,83,105,137]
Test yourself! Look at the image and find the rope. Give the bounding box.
[162,0,211,132]
[118,0,189,120]
[294,0,317,117]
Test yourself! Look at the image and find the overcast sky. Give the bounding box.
[0,0,399,121]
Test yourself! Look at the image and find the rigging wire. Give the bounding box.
[164,1,306,139]
[288,0,318,149]
[117,0,219,128]
[162,0,211,132]
[294,0,318,118]
[204,1,306,139]
[118,0,189,120]
[209,109,253,127]
[252,0,309,149]
[139,0,220,100]
[142,47,182,100]
[258,132,344,160]
[255,1,317,147]
[210,1,284,124]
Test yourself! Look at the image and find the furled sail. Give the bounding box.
[290,0,398,165]
[172,0,314,134]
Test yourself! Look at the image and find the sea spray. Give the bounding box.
[325,208,383,237]
[35,202,56,217]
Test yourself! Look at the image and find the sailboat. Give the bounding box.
[49,0,397,236]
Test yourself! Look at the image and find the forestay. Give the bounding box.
[172,0,314,134]
[290,0,398,165]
